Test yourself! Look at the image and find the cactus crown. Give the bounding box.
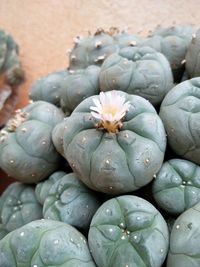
[5,109,28,132]
[90,91,130,133]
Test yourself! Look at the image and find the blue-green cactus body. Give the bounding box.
[99,47,173,106]
[0,101,65,183]
[153,159,200,215]
[186,29,200,78]
[43,172,100,230]
[60,65,100,113]
[88,195,169,267]
[113,32,142,48]
[52,119,68,157]
[141,25,194,82]
[62,91,166,194]
[0,30,24,86]
[29,70,69,107]
[0,219,96,267]
[0,30,24,127]
[159,77,200,165]
[0,182,42,231]
[69,29,118,70]
[35,171,66,204]
[167,202,200,267]
[0,223,8,240]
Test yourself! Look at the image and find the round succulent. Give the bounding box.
[60,65,100,114]
[0,219,96,267]
[0,30,24,86]
[0,30,24,127]
[167,202,200,267]
[186,28,200,77]
[43,172,100,231]
[0,182,42,232]
[35,171,66,205]
[62,90,166,194]
[99,47,173,106]
[29,70,69,107]
[141,25,194,82]
[159,77,200,165]
[0,101,64,183]
[152,159,200,215]
[69,28,118,70]
[88,195,169,267]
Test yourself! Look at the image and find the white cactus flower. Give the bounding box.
[90,91,130,133]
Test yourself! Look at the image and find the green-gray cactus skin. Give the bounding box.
[167,202,200,267]
[62,91,166,194]
[43,172,100,231]
[159,78,200,165]
[52,119,67,157]
[0,185,14,216]
[186,29,200,78]
[0,30,24,86]
[88,195,169,267]
[0,219,96,267]
[141,25,194,82]
[29,70,69,108]
[60,65,100,114]
[0,101,65,183]
[35,171,66,205]
[113,32,142,48]
[0,182,42,232]
[69,29,119,70]
[0,223,8,240]
[152,159,200,215]
[99,47,173,106]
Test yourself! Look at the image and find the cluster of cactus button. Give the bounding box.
[0,30,24,127]
[1,25,200,266]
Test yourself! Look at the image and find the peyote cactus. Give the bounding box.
[68,28,142,70]
[35,171,66,205]
[0,30,24,86]
[152,159,200,215]
[61,90,166,194]
[167,202,200,267]
[0,219,96,267]
[43,172,100,231]
[30,66,100,115]
[0,101,64,183]
[0,30,24,127]
[0,182,42,231]
[141,25,194,82]
[69,28,118,70]
[159,77,200,165]
[60,65,100,114]
[88,195,169,267]
[29,70,69,108]
[185,28,200,77]
[99,47,173,106]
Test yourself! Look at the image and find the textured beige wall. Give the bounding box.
[0,0,200,108]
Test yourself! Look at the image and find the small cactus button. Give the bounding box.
[62,90,166,194]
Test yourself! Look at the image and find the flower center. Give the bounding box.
[103,105,118,117]
[90,91,130,133]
